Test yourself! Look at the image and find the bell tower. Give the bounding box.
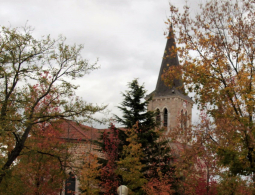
[146,25,194,132]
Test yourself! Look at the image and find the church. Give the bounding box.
[146,25,193,132]
[61,25,194,195]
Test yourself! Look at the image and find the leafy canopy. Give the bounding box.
[0,25,106,184]
[164,0,255,181]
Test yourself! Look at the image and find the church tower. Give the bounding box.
[146,26,194,132]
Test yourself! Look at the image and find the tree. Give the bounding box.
[100,124,120,194]
[116,123,147,194]
[143,172,175,195]
[115,79,176,192]
[114,79,159,155]
[163,0,255,184]
[0,120,72,195]
[115,79,156,131]
[80,152,100,195]
[114,79,157,162]
[0,25,106,184]
[167,111,218,195]
[216,173,253,195]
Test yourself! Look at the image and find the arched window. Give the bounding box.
[156,109,161,125]
[163,108,168,127]
[184,111,188,129]
[65,172,76,195]
[181,110,184,129]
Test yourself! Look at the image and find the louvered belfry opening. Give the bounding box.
[163,108,168,127]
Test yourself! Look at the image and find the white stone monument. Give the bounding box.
[117,185,128,195]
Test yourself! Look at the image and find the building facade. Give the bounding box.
[59,120,104,195]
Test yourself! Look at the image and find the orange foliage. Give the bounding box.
[143,169,174,195]
[10,122,69,195]
[163,0,255,190]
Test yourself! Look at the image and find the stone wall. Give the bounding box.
[148,95,193,132]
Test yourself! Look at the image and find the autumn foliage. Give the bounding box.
[0,121,70,195]
[143,169,174,195]
[100,124,120,194]
[116,124,147,194]
[80,152,100,195]
[4,0,255,193]
[0,25,105,186]
[162,0,255,192]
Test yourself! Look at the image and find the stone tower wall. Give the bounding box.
[148,95,193,132]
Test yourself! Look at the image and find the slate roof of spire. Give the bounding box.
[155,25,182,95]
[147,25,193,102]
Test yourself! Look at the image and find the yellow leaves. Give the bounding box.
[238,155,245,161]
[167,0,255,190]
[116,126,147,192]
[80,153,100,195]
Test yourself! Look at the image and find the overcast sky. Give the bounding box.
[1,0,204,128]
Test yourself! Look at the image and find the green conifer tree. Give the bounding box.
[115,79,175,183]
[114,79,157,150]
[115,79,155,131]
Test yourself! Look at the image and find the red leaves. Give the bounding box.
[12,121,68,194]
[100,124,119,195]
[143,172,174,195]
[195,178,217,195]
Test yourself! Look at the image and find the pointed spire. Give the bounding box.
[154,24,182,97]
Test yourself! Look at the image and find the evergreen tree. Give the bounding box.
[115,79,175,187]
[96,79,154,167]
[114,79,158,150]
[115,79,156,131]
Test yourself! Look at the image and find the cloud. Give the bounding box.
[0,0,202,127]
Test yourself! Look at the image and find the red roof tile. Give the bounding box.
[54,120,102,141]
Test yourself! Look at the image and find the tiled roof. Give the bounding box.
[54,120,103,141]
[50,120,126,141]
